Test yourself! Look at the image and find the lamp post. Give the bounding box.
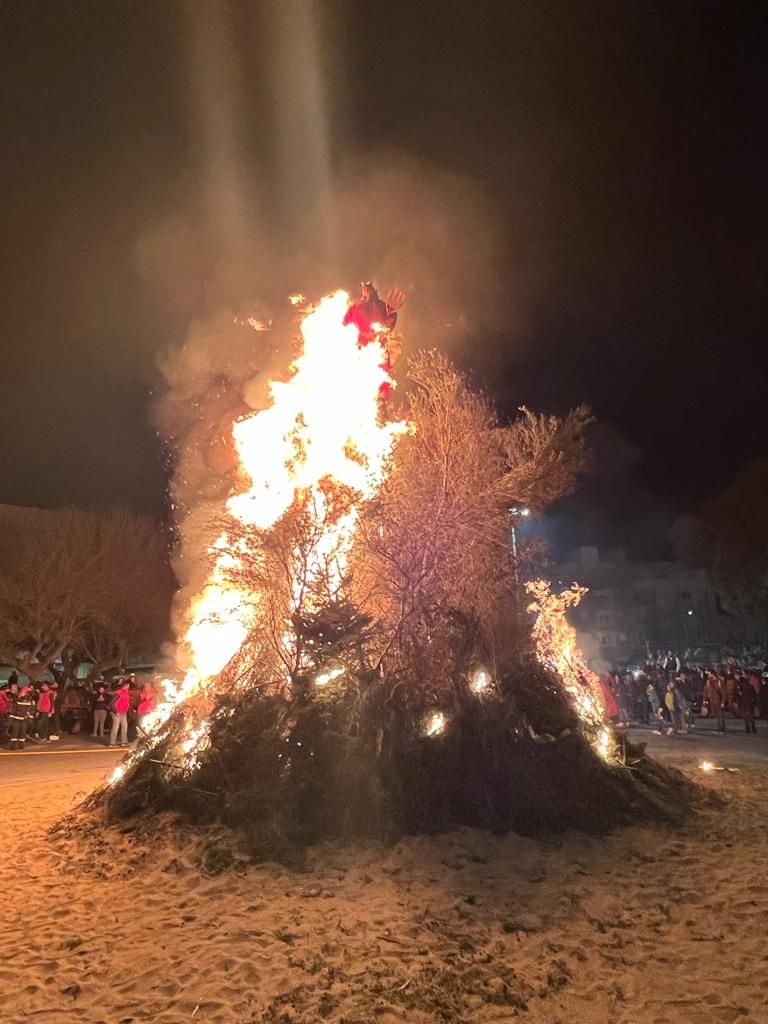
[509,506,530,583]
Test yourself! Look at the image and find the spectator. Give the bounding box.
[49,681,62,740]
[747,670,762,699]
[704,671,727,732]
[127,675,141,741]
[605,672,629,727]
[675,673,693,732]
[664,681,682,735]
[646,682,662,732]
[136,683,155,738]
[0,682,10,744]
[724,674,737,712]
[109,678,131,747]
[8,682,35,750]
[736,675,758,735]
[632,672,649,724]
[599,674,619,720]
[35,682,53,741]
[91,684,109,739]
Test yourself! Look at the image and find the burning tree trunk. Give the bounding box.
[93,289,693,857]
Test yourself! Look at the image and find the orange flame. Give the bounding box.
[118,291,407,774]
[526,579,613,758]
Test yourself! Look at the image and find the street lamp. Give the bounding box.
[509,507,530,579]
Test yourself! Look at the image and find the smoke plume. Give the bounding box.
[144,154,505,659]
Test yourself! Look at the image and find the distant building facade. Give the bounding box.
[551,546,759,670]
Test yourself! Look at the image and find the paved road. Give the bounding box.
[0,745,123,786]
[0,719,764,790]
[629,719,768,769]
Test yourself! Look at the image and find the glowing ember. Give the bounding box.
[595,726,613,762]
[423,711,447,737]
[700,760,714,772]
[179,720,211,771]
[470,668,492,694]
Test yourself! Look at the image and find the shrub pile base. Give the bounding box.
[96,662,695,863]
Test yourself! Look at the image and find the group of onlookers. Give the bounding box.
[0,672,155,750]
[601,658,767,735]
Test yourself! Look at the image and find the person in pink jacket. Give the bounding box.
[137,684,155,738]
[35,682,54,741]
[108,678,131,747]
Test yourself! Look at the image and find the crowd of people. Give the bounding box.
[600,654,767,736]
[1,656,765,753]
[0,672,155,751]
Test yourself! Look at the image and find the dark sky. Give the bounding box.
[0,1,765,556]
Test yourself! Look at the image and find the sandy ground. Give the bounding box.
[0,740,766,1024]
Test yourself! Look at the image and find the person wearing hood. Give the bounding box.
[8,683,35,750]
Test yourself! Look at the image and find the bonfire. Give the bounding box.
[95,288,691,858]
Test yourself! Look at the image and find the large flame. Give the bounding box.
[116,291,406,776]
[110,293,611,786]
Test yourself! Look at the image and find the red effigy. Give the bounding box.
[343,283,403,400]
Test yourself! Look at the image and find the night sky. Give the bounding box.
[1,1,764,556]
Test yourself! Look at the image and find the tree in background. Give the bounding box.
[0,506,173,684]
[670,459,768,633]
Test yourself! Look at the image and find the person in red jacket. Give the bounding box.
[8,683,35,750]
[136,684,155,738]
[0,683,11,744]
[109,678,131,747]
[35,682,54,741]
